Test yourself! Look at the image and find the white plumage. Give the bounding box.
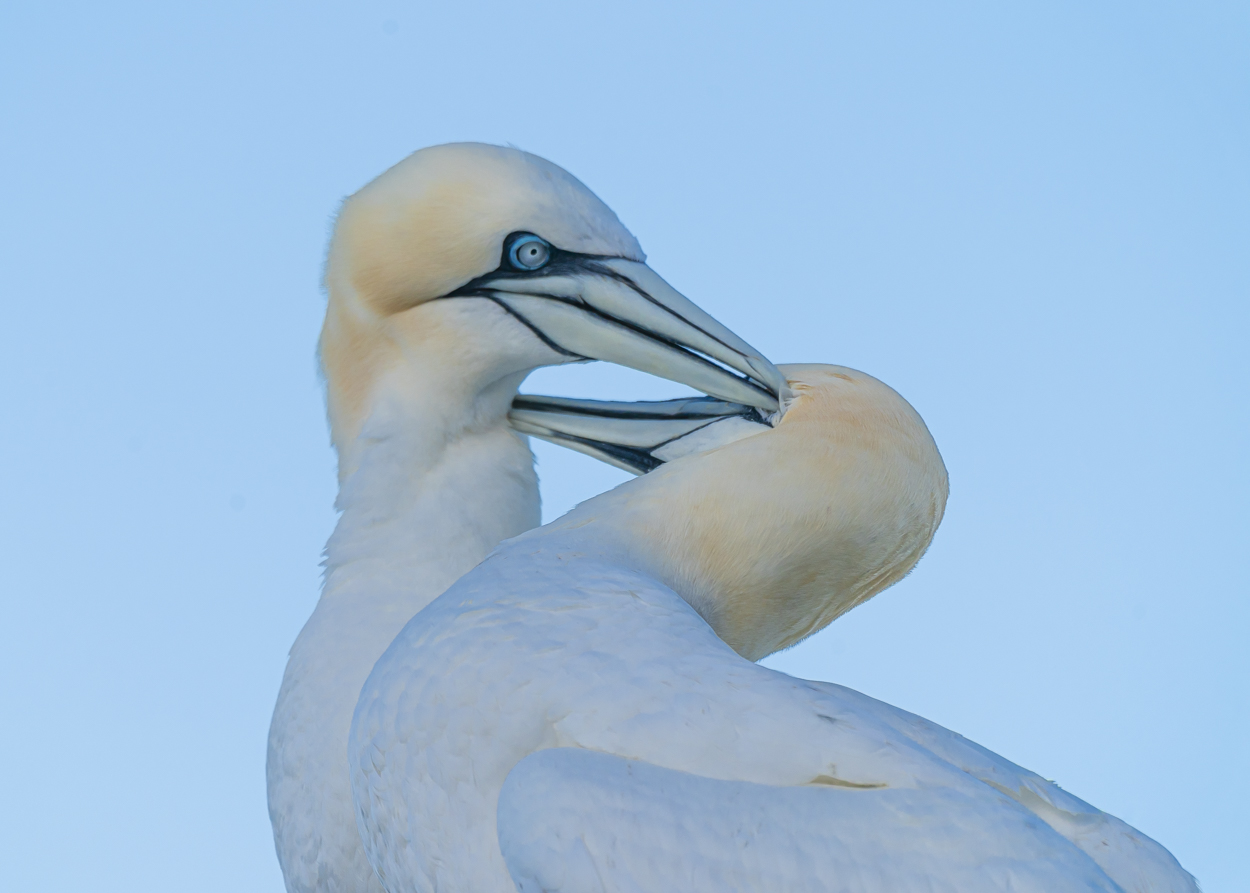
[349,365,1197,893]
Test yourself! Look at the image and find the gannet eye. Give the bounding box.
[508,235,551,271]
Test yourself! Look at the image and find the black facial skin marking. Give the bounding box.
[439,231,775,406]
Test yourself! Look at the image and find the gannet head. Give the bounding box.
[320,143,785,478]
[551,364,949,661]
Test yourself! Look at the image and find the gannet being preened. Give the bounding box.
[267,143,788,893]
[350,365,1197,893]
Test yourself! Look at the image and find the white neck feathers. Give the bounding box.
[320,298,550,614]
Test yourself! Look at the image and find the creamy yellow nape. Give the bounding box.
[319,142,644,476]
[558,364,949,661]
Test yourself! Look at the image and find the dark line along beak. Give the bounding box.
[509,394,772,475]
[454,256,789,413]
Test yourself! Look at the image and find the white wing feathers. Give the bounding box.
[350,542,1197,893]
[801,681,1197,893]
[499,748,1120,893]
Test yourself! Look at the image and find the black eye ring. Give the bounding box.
[508,234,552,271]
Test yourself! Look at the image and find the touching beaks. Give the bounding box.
[447,233,790,413]
[508,394,772,476]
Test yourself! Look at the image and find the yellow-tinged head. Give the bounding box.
[325,142,643,318]
[318,143,785,480]
[560,364,949,661]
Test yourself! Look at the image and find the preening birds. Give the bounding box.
[271,144,1197,893]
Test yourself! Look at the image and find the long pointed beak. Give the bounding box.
[509,394,771,475]
[457,259,788,412]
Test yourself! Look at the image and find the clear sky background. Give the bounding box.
[1,2,1245,890]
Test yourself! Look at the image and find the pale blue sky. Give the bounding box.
[1,2,1245,890]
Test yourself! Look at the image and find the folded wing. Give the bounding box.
[498,748,1122,893]
[801,681,1198,893]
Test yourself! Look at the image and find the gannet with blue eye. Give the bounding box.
[350,365,1198,893]
[266,142,787,893]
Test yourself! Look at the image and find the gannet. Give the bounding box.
[267,143,786,893]
[350,365,1197,893]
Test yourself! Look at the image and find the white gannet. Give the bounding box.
[350,365,1198,893]
[267,142,787,893]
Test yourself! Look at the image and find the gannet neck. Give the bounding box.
[541,364,950,662]
[271,299,547,893]
[320,279,556,486]
[323,299,550,601]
